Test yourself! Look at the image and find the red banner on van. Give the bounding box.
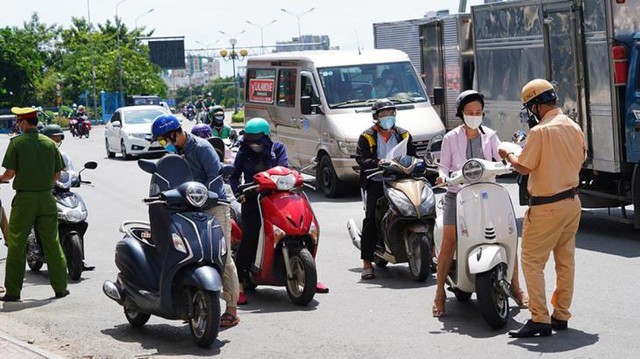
[248,79,275,104]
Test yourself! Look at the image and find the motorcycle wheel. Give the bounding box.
[285,248,317,306]
[27,232,43,272]
[189,289,220,348]
[408,233,431,282]
[476,264,510,329]
[124,303,151,327]
[65,234,83,281]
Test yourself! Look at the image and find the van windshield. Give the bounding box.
[317,62,428,109]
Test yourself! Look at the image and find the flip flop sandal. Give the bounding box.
[361,267,375,280]
[220,312,240,328]
[432,297,446,317]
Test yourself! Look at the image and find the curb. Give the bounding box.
[0,330,66,359]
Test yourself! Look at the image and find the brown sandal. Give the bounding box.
[432,296,446,317]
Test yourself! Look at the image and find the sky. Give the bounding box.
[3,0,485,76]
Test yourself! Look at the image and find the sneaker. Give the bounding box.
[54,289,70,299]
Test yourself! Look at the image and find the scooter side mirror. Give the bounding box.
[220,164,234,177]
[84,161,98,170]
[138,159,157,174]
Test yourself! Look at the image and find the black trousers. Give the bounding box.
[235,194,261,279]
[361,181,384,261]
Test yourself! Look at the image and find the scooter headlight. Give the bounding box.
[386,187,418,217]
[185,183,208,208]
[273,225,286,247]
[271,174,296,191]
[462,160,484,183]
[418,184,436,216]
[308,221,319,243]
[57,203,87,223]
[172,233,188,254]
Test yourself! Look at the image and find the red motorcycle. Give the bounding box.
[76,115,92,138]
[231,166,320,305]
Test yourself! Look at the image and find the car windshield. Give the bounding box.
[123,108,166,125]
[317,62,428,109]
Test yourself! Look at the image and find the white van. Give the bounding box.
[244,49,445,197]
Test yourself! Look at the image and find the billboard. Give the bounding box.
[248,79,275,104]
[148,39,185,69]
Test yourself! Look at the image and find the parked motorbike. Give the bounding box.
[347,155,436,281]
[433,151,520,329]
[102,155,229,347]
[27,161,98,281]
[231,163,320,306]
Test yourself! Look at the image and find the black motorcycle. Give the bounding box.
[27,161,98,280]
[102,155,231,347]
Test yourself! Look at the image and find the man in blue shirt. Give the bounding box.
[151,114,240,328]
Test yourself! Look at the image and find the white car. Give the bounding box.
[105,105,170,159]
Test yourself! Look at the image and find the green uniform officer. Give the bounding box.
[0,107,68,302]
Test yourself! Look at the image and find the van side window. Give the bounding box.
[301,73,320,105]
[277,69,297,107]
[246,68,276,104]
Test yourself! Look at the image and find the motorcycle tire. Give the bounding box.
[124,303,151,327]
[408,233,431,282]
[189,289,220,348]
[27,232,44,272]
[476,264,509,329]
[285,248,317,306]
[65,234,84,281]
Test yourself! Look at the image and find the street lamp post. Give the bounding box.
[135,8,154,29]
[219,39,248,114]
[115,0,130,107]
[245,19,277,54]
[280,7,316,42]
[87,0,99,123]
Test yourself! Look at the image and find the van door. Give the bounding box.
[273,68,302,168]
[543,3,584,124]
[296,71,324,167]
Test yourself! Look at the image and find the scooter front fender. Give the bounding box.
[179,266,223,292]
[467,245,507,275]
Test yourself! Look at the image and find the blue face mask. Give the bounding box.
[164,143,178,153]
[379,116,396,130]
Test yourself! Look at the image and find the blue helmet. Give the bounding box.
[191,123,212,139]
[152,114,181,140]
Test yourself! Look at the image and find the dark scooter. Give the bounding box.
[27,161,98,280]
[102,155,231,347]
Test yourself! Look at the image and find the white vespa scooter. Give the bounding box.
[433,142,522,329]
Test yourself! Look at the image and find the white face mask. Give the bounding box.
[464,115,483,130]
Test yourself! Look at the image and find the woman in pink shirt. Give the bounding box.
[432,90,528,317]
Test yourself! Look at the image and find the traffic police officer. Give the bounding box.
[0,107,68,301]
[500,79,585,337]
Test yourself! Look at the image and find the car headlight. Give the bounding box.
[418,184,436,216]
[386,187,417,217]
[338,141,358,156]
[271,174,296,190]
[129,133,147,139]
[185,183,208,208]
[462,160,484,182]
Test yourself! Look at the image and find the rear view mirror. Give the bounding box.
[138,159,157,174]
[432,87,445,106]
[84,161,98,170]
[301,96,312,115]
[112,121,122,128]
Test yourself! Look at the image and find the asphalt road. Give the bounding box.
[0,124,639,358]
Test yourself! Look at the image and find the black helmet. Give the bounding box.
[43,124,64,139]
[371,98,396,119]
[455,90,485,118]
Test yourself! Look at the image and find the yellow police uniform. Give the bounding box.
[518,107,585,324]
[2,107,67,299]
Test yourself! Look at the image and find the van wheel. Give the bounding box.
[317,156,343,198]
